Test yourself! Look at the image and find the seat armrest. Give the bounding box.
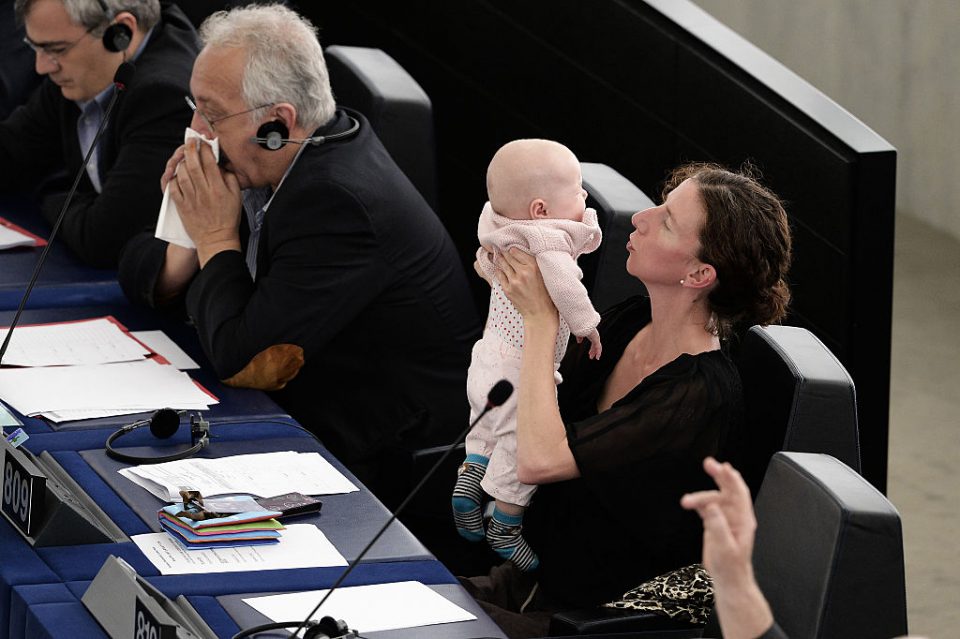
[549,606,703,636]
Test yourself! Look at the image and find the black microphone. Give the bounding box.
[0,62,136,367]
[231,379,514,639]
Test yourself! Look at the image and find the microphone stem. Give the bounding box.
[290,402,495,638]
[0,86,125,366]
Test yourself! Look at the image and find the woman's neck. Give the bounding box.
[638,287,720,363]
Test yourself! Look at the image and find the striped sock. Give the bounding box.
[452,454,488,542]
[486,506,539,572]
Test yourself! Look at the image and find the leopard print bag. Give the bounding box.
[602,563,714,623]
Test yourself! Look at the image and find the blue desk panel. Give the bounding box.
[0,304,293,432]
[3,420,483,638]
[0,195,125,311]
[12,573,507,639]
[22,422,429,581]
[74,431,433,562]
[0,518,61,635]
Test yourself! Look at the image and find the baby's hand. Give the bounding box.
[582,328,602,360]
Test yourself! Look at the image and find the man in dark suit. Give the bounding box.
[0,0,198,266]
[118,4,479,503]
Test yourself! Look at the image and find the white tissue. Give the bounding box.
[154,128,221,249]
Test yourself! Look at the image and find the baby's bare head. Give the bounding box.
[487,139,585,221]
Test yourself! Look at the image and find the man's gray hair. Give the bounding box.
[15,0,161,33]
[199,4,335,132]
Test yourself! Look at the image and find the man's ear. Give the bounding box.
[112,11,138,37]
[529,198,549,219]
[684,262,717,289]
[272,103,299,135]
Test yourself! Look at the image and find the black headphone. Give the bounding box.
[232,615,355,639]
[105,409,211,465]
[252,116,361,151]
[93,0,133,53]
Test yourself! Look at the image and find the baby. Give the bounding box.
[452,138,602,571]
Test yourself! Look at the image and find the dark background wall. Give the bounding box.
[297,0,896,491]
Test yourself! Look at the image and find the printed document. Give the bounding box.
[132,524,346,575]
[0,316,150,367]
[243,581,477,634]
[119,451,358,501]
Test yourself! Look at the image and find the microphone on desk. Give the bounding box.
[0,62,136,367]
[231,379,515,639]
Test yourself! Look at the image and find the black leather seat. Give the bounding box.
[324,44,439,210]
[747,451,907,639]
[579,162,651,312]
[734,325,861,496]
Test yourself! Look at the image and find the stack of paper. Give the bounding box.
[119,451,358,501]
[0,317,217,422]
[158,503,284,549]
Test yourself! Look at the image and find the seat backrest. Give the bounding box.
[735,325,861,495]
[580,162,651,312]
[324,45,439,209]
[753,452,907,639]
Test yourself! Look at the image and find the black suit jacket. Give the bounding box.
[120,110,480,482]
[0,4,198,267]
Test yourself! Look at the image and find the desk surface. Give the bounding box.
[0,194,125,310]
[2,419,507,639]
[0,304,293,432]
[12,577,508,639]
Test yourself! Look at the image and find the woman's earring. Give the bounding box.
[680,279,685,285]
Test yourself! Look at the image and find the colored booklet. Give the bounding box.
[158,503,282,529]
[159,512,284,536]
[159,518,281,544]
[160,521,280,549]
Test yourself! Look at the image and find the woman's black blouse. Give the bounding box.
[525,296,744,607]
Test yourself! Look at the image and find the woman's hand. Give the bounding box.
[499,248,557,326]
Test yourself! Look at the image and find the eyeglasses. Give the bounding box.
[184,95,274,133]
[23,27,95,66]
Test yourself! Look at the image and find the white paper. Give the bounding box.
[38,407,146,423]
[243,581,477,635]
[0,317,150,367]
[0,359,215,416]
[118,451,357,501]
[155,128,220,249]
[130,330,199,369]
[132,524,347,575]
[0,220,38,249]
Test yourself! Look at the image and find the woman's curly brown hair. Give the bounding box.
[662,162,792,339]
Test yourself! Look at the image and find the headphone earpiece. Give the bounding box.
[256,120,290,151]
[101,22,133,53]
[148,407,180,439]
[93,0,132,53]
[105,409,211,465]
